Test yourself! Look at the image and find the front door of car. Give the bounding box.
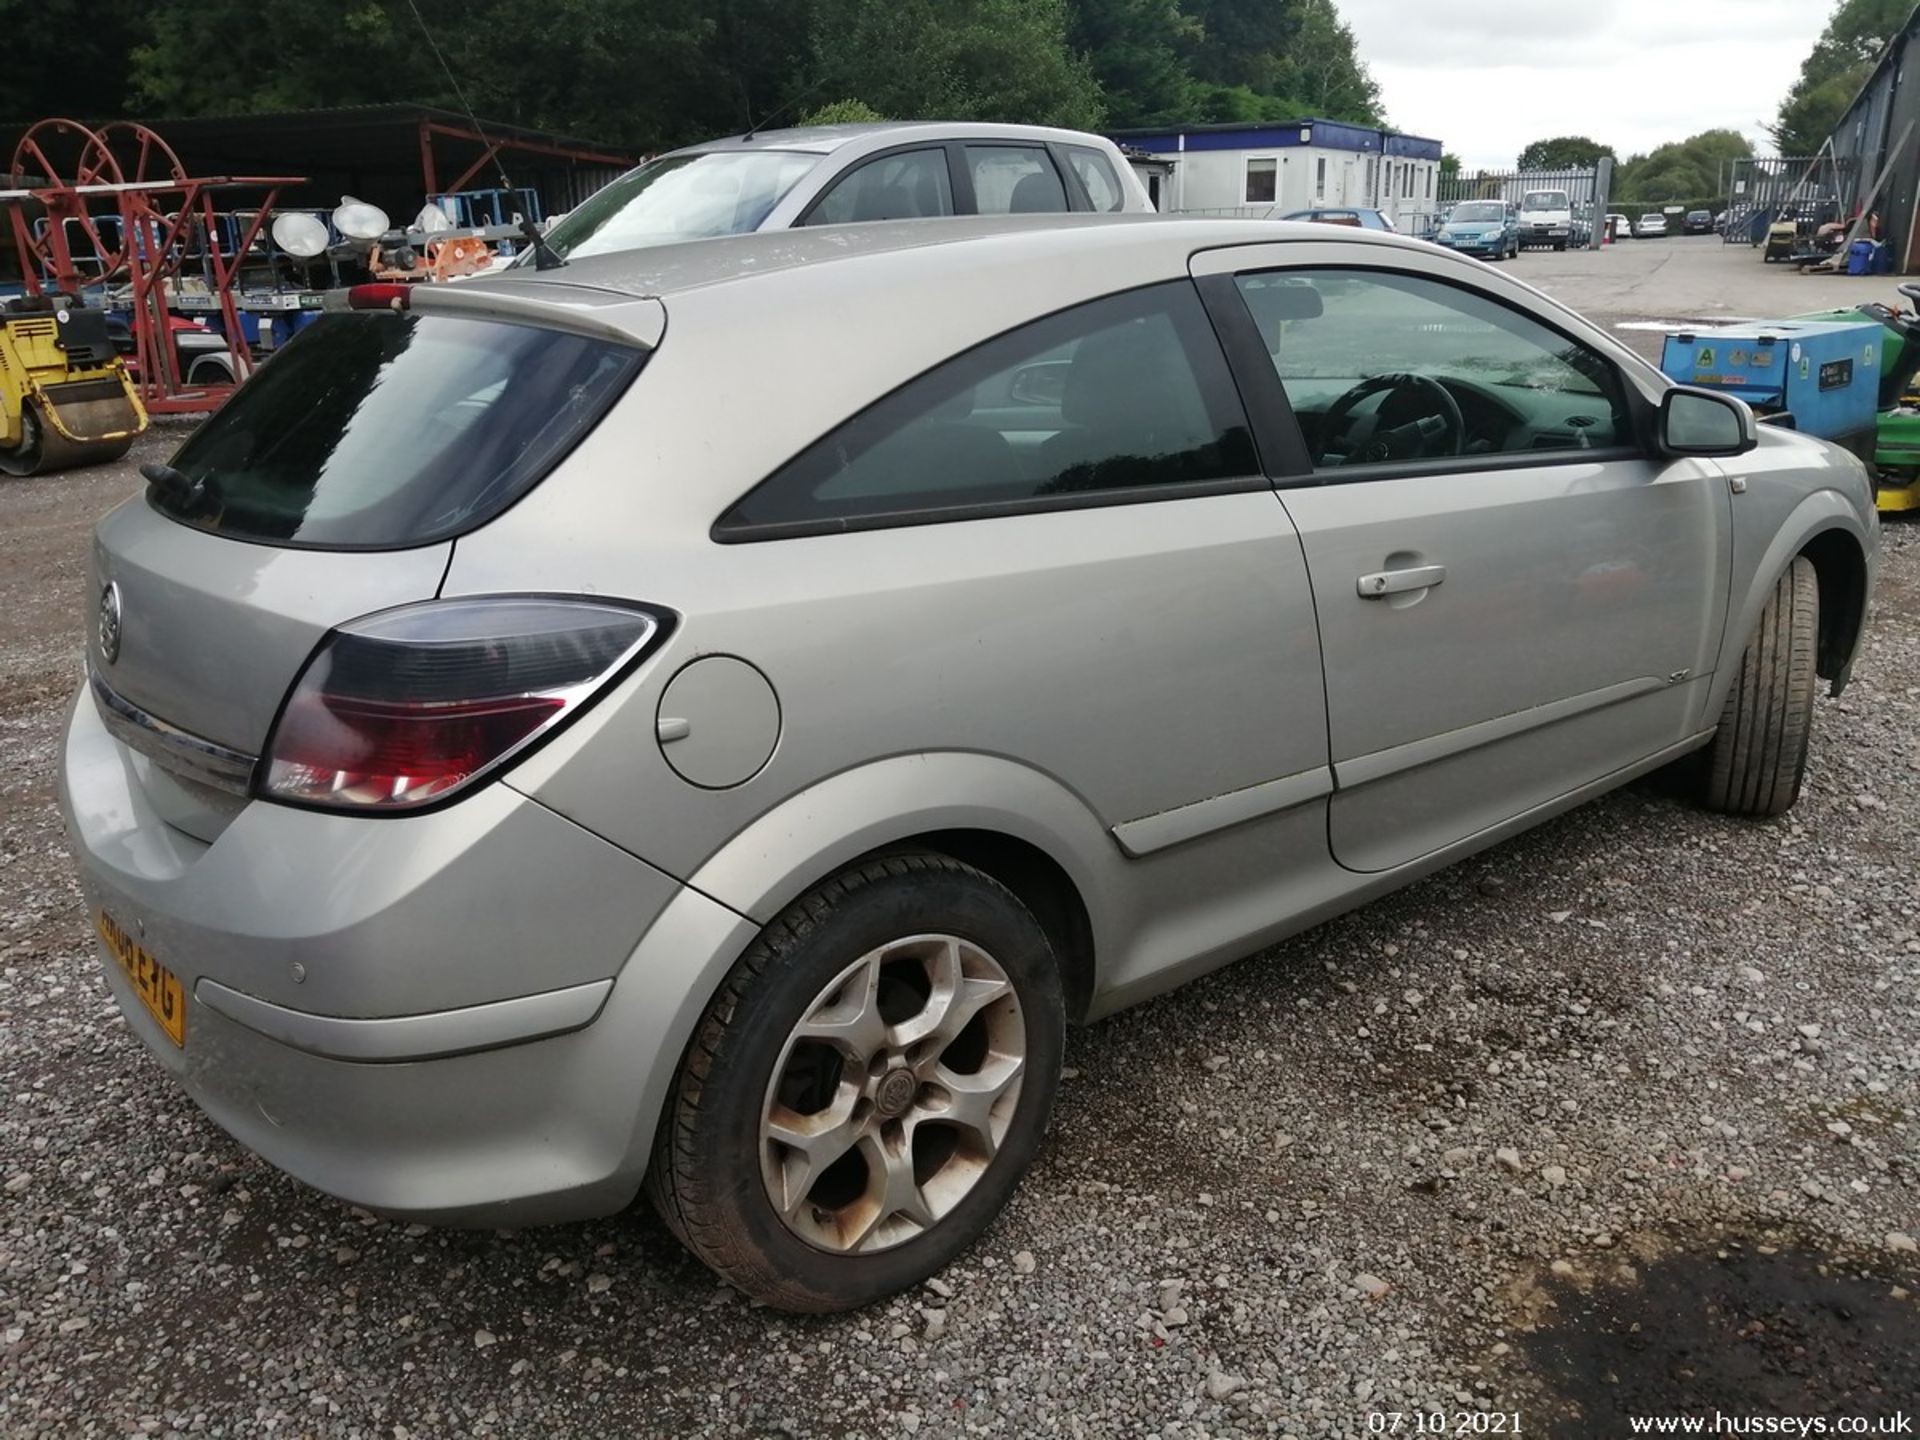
[1193,244,1731,874]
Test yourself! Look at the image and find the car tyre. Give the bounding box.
[1697,556,1819,818]
[646,852,1066,1312]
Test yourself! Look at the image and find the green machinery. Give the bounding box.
[1797,282,1920,513]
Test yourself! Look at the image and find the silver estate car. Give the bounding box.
[61,217,1877,1312]
[526,121,1152,264]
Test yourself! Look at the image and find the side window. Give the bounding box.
[1245,158,1277,205]
[1064,144,1127,213]
[1230,268,1632,473]
[965,146,1069,214]
[717,282,1258,534]
[803,149,954,226]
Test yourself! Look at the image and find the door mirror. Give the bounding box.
[1659,387,1756,457]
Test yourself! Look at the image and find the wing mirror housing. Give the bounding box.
[1658,386,1757,458]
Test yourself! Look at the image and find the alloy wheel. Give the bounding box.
[759,934,1025,1253]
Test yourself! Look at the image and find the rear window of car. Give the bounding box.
[150,311,644,549]
[536,150,821,260]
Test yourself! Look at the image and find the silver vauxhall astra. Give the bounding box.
[59,216,1877,1311]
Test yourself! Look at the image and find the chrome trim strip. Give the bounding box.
[1334,676,1672,790]
[194,976,615,1063]
[1112,766,1334,857]
[89,668,257,798]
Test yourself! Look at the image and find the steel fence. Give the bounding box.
[1721,155,1855,246]
[1436,167,1604,248]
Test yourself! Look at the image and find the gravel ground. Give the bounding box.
[3,242,1917,1438]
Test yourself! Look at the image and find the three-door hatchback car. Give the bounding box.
[524,121,1151,265]
[62,215,1877,1312]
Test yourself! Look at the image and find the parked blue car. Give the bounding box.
[1434,200,1518,260]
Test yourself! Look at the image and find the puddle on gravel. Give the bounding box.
[1512,1233,1917,1437]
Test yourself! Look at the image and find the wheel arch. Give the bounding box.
[185,353,235,385]
[681,752,1121,1021]
[1798,527,1870,692]
[1708,492,1873,721]
[867,828,1097,1023]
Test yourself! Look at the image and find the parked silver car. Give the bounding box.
[61,216,1877,1312]
[527,121,1151,264]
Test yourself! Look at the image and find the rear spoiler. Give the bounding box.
[324,280,664,350]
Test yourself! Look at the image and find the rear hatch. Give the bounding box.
[88,279,661,841]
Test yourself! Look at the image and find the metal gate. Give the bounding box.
[1435,166,1605,248]
[1721,154,1854,246]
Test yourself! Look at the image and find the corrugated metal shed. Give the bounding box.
[1823,6,1920,271]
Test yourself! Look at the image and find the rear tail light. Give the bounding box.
[259,597,666,812]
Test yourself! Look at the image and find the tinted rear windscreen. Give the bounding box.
[152,311,644,549]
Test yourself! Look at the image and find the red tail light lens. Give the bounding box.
[260,597,665,812]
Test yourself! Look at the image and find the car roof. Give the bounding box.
[664,121,1117,157]
[466,214,1420,303]
[427,214,1431,342]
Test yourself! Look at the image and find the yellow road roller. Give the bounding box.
[0,297,147,475]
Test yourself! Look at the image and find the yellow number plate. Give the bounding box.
[95,911,186,1047]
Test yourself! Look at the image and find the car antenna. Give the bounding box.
[742,79,830,143]
[403,0,563,268]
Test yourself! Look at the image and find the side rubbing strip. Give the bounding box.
[1113,767,1333,857]
[1334,676,1671,790]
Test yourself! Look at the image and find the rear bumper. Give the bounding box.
[57,679,743,1224]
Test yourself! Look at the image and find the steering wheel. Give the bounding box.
[1317,372,1465,466]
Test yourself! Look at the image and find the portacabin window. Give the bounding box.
[715,282,1259,537]
[1246,157,1277,205]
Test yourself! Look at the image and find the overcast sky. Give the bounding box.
[1337,0,1828,168]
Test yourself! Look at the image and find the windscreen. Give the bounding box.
[1521,191,1568,212]
[536,150,821,260]
[150,311,644,549]
[1451,203,1503,222]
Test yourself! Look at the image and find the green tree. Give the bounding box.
[799,98,888,125]
[807,0,1104,129]
[114,0,1389,162]
[0,0,151,121]
[1178,0,1296,96]
[1272,0,1381,124]
[1439,153,1462,178]
[1515,135,1615,172]
[1066,0,1199,128]
[1771,0,1909,155]
[1616,129,1752,203]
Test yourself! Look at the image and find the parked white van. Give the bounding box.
[1519,189,1572,250]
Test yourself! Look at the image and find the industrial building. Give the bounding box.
[1110,118,1445,231]
[1823,4,1920,272]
